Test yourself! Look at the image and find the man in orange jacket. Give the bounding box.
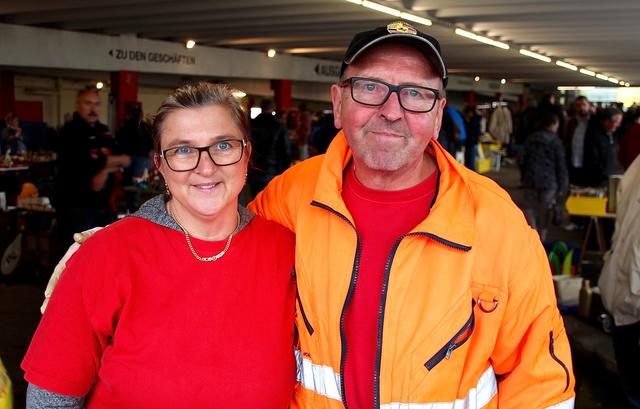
[45,21,575,409]
[250,21,575,409]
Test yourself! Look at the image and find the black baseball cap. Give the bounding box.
[340,21,448,87]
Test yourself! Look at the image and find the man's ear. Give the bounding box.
[330,84,343,130]
[434,97,446,134]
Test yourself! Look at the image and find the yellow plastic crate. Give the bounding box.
[476,158,492,173]
[0,357,12,409]
[565,195,610,217]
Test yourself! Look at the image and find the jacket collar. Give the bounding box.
[311,131,475,249]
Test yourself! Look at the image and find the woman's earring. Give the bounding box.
[165,182,171,196]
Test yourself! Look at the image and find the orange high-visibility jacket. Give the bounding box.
[250,132,575,409]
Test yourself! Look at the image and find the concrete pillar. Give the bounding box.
[465,90,477,107]
[110,70,138,128]
[271,79,292,112]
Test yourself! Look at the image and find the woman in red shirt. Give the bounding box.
[22,82,296,408]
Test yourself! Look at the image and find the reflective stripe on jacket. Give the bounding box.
[250,131,575,409]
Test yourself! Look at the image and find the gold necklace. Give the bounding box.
[168,204,240,262]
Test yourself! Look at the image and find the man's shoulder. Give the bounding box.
[281,154,326,182]
[462,168,524,219]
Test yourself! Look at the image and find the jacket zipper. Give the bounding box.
[311,201,472,408]
[310,200,361,408]
[549,331,570,392]
[292,268,314,335]
[374,233,471,408]
[424,300,476,371]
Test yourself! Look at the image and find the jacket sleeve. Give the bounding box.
[491,228,575,408]
[248,170,297,232]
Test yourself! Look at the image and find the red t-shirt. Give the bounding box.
[342,164,437,408]
[22,214,296,409]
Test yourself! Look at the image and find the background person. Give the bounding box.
[598,154,640,409]
[565,96,592,186]
[583,106,623,187]
[248,99,291,196]
[55,88,131,246]
[522,113,568,240]
[23,82,296,408]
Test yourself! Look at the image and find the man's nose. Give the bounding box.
[378,91,404,121]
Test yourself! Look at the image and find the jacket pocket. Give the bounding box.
[293,268,314,336]
[424,300,475,370]
[549,331,570,393]
[409,293,476,401]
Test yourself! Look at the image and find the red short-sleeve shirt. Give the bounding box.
[22,214,296,409]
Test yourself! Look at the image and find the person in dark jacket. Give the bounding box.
[522,113,568,240]
[565,96,593,186]
[583,107,623,187]
[248,99,291,196]
[463,105,481,171]
[618,108,640,171]
[55,88,131,246]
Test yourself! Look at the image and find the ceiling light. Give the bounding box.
[185,39,196,49]
[267,49,276,58]
[455,28,509,50]
[557,86,596,91]
[500,78,506,84]
[607,77,619,84]
[580,68,596,77]
[232,90,246,98]
[619,80,626,86]
[625,83,631,87]
[399,12,432,26]
[474,76,480,82]
[519,49,551,63]
[595,73,609,81]
[362,1,401,17]
[96,81,104,89]
[556,61,578,71]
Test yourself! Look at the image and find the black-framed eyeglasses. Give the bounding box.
[340,77,441,113]
[159,138,247,172]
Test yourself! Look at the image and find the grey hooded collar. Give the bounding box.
[132,194,254,233]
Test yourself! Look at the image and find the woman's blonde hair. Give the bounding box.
[152,81,249,153]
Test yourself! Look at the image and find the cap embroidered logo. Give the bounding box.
[387,21,417,35]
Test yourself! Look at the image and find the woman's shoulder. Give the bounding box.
[77,216,161,253]
[242,212,295,248]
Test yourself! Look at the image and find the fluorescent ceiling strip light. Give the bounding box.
[455,28,509,49]
[476,36,509,49]
[595,73,609,80]
[557,86,596,91]
[455,28,476,40]
[580,68,596,77]
[362,1,401,16]
[556,60,578,71]
[607,77,619,84]
[519,49,551,62]
[399,12,432,26]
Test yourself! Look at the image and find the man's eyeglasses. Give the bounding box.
[340,77,441,113]
[160,138,247,172]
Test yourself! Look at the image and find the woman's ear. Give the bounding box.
[153,153,161,169]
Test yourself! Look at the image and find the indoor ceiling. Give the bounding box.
[2,0,639,89]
